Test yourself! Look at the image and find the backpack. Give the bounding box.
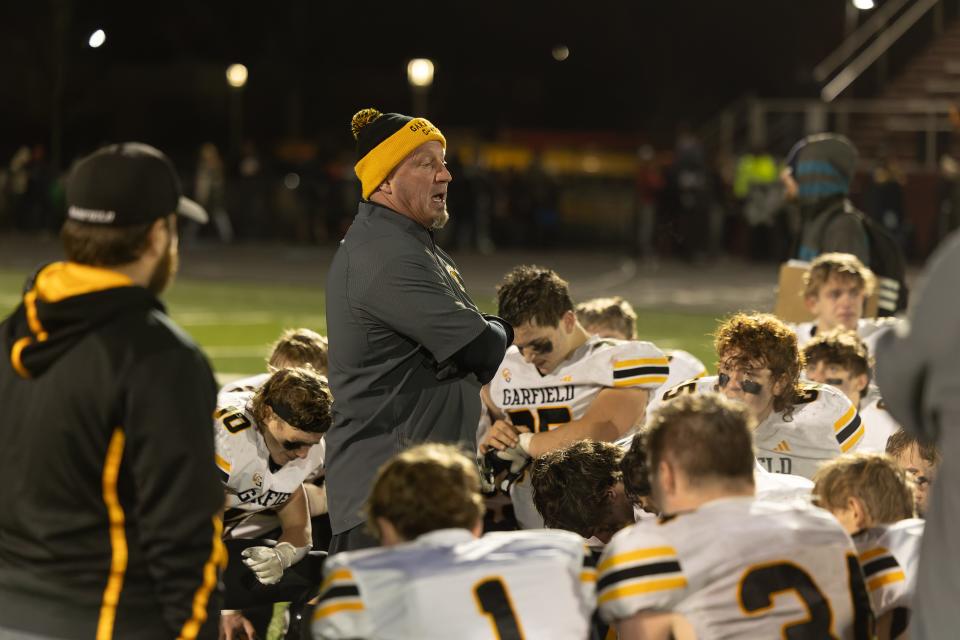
[821,201,909,316]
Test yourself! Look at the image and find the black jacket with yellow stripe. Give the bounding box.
[0,262,225,639]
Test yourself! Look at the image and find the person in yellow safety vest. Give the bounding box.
[734,150,779,200]
[735,148,786,261]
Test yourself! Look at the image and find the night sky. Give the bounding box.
[0,1,845,164]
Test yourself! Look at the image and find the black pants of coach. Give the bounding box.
[327,523,380,555]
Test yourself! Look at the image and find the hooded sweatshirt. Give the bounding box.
[787,134,870,264]
[0,262,225,639]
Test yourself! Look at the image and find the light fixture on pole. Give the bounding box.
[88,29,106,49]
[226,63,249,89]
[407,58,434,116]
[852,0,875,10]
[226,64,248,158]
[407,59,435,87]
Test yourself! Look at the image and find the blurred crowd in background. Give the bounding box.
[3,131,960,263]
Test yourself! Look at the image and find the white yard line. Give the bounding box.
[173,311,326,327]
[173,311,277,325]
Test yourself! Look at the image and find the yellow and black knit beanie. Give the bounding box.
[351,108,446,199]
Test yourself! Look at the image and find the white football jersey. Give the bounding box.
[753,460,814,503]
[312,528,595,640]
[598,497,870,639]
[792,318,898,353]
[487,336,668,528]
[218,372,270,396]
[662,376,863,479]
[858,386,900,453]
[853,519,924,621]
[213,389,325,534]
[643,349,708,419]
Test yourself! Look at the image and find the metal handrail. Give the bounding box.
[813,0,913,82]
[703,96,953,167]
[822,0,942,102]
[756,97,953,111]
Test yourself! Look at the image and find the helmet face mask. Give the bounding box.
[478,450,529,497]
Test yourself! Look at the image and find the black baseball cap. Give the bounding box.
[66,142,208,226]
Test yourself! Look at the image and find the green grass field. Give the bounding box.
[0,268,721,376]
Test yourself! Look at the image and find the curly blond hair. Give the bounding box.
[714,313,804,419]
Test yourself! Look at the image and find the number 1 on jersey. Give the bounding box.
[474,577,525,640]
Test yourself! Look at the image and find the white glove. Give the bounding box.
[241,541,309,585]
[497,434,531,474]
[516,432,534,456]
[495,432,535,473]
[496,444,530,474]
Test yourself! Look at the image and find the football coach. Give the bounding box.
[324,108,513,553]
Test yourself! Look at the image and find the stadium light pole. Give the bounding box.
[407,58,434,117]
[226,64,248,160]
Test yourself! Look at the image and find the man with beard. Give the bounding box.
[325,109,513,553]
[0,143,225,639]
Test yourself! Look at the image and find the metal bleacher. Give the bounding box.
[703,0,960,169]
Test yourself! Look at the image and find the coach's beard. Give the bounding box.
[148,240,178,295]
[431,208,450,230]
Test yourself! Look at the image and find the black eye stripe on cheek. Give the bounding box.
[741,380,763,395]
[527,340,553,354]
[718,372,762,394]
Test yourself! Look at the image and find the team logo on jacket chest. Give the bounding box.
[445,264,467,292]
[501,385,575,406]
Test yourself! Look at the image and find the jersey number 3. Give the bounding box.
[738,557,872,639]
[474,577,524,640]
